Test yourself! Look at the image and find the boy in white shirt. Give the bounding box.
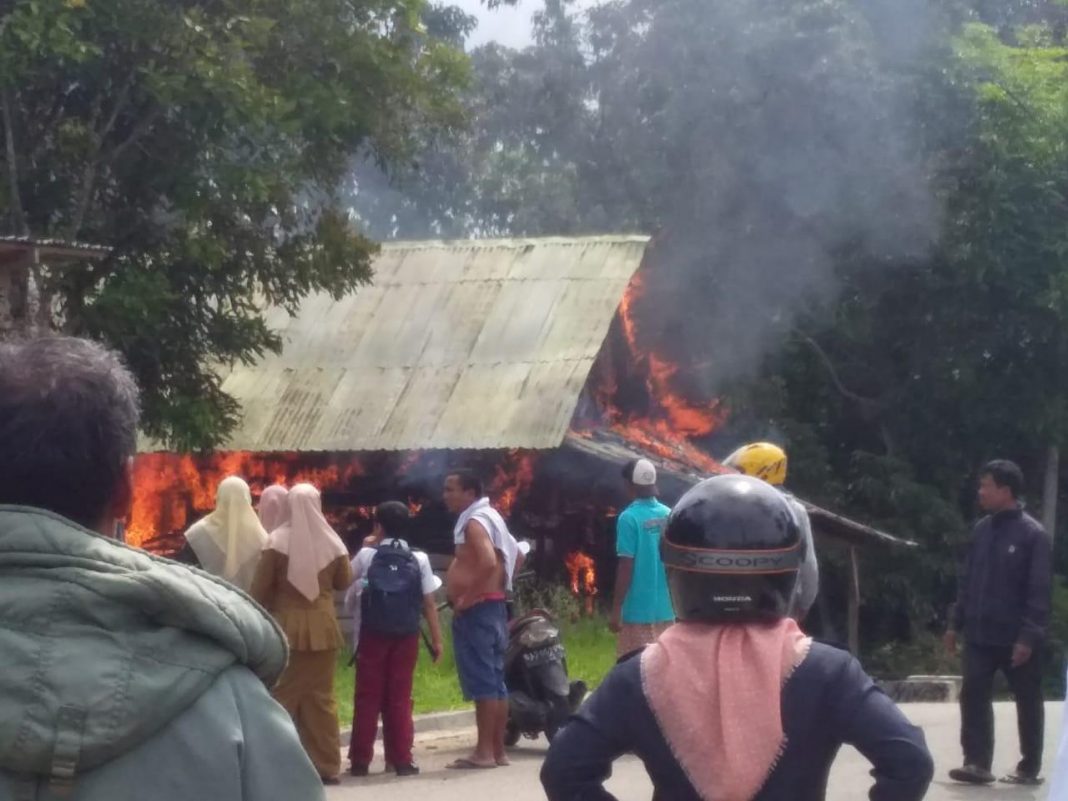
[345,502,442,777]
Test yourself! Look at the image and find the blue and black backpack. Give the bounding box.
[361,540,423,637]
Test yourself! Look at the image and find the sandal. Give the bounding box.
[1000,772,1044,786]
[445,757,497,770]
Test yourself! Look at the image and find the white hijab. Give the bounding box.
[258,484,290,532]
[267,483,348,601]
[184,476,268,591]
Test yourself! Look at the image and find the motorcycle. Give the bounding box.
[504,608,587,746]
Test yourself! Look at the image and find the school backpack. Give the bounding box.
[361,540,423,637]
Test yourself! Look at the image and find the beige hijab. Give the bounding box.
[258,484,290,532]
[184,476,268,591]
[266,483,347,601]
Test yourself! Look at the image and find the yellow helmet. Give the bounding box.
[723,442,788,486]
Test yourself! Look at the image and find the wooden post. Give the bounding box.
[848,546,861,656]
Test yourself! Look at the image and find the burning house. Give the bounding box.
[133,235,912,651]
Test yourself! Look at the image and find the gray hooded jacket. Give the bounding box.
[0,506,324,801]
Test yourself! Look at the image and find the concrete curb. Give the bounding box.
[413,709,476,734]
[340,709,475,747]
[877,675,962,703]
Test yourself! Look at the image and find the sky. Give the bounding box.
[451,0,540,48]
[451,0,598,49]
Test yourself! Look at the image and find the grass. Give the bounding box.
[334,611,618,724]
[556,616,619,693]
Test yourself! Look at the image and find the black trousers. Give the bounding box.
[959,642,1044,775]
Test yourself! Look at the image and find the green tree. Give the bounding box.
[351,0,593,238]
[0,0,468,448]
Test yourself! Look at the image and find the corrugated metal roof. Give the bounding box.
[148,236,649,452]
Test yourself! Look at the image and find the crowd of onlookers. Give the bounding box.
[176,469,530,781]
[0,334,1061,801]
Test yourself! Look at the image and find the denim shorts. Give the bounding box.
[452,600,508,701]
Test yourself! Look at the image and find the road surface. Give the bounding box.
[327,702,1063,800]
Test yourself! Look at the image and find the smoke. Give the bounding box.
[589,0,941,399]
[349,0,943,403]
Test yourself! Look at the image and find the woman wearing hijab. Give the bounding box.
[541,475,934,801]
[250,483,352,785]
[181,476,267,592]
[258,484,290,533]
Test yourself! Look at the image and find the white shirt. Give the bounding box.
[343,539,441,650]
[453,497,527,590]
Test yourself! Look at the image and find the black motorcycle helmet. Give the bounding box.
[662,474,804,623]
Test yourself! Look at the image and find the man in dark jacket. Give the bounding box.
[945,459,1052,786]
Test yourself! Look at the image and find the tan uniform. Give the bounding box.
[251,550,352,778]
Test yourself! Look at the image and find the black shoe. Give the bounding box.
[321,776,341,786]
[394,763,420,777]
[349,765,369,778]
[949,765,995,784]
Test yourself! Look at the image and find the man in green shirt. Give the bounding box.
[610,458,675,657]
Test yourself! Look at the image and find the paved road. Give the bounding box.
[326,702,1063,800]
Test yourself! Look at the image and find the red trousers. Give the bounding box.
[349,630,420,768]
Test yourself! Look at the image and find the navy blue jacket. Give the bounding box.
[951,507,1052,648]
[541,643,933,801]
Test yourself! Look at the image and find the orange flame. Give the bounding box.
[564,550,598,597]
[587,268,728,474]
[619,270,724,437]
[488,450,537,517]
[127,450,539,555]
[126,452,371,550]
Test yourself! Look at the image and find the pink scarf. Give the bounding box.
[266,483,347,601]
[641,619,811,801]
[258,484,290,532]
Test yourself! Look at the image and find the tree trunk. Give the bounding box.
[1042,445,1059,536]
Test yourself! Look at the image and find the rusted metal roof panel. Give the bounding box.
[0,235,111,266]
[145,236,649,452]
[561,431,916,548]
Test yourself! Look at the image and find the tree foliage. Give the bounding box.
[0,0,468,448]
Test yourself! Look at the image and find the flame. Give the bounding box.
[619,270,724,437]
[584,268,728,475]
[564,550,598,597]
[127,451,373,551]
[126,449,541,555]
[488,450,537,517]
